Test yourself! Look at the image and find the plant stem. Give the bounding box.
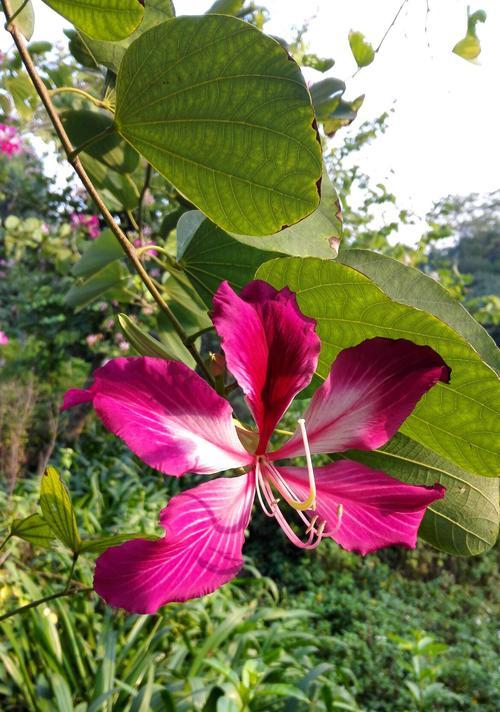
[1,0,214,386]
[187,326,215,344]
[0,587,93,623]
[0,533,11,553]
[374,0,409,53]
[65,553,79,592]
[49,86,111,111]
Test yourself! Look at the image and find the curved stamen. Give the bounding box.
[255,459,275,518]
[259,466,326,550]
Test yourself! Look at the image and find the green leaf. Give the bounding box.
[348,30,375,68]
[79,532,159,554]
[61,110,139,174]
[309,77,346,119]
[10,513,55,548]
[80,154,139,210]
[453,8,486,62]
[337,249,499,374]
[65,261,128,309]
[5,72,37,120]
[207,0,244,14]
[256,257,500,478]
[231,169,342,258]
[179,216,280,307]
[9,0,34,41]
[40,466,80,551]
[65,28,98,68]
[0,92,12,116]
[452,35,481,61]
[301,53,335,73]
[72,229,123,278]
[323,95,364,137]
[80,0,176,74]
[41,0,144,41]
[115,14,322,235]
[342,434,499,556]
[118,313,179,361]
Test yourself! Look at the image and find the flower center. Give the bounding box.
[254,419,327,550]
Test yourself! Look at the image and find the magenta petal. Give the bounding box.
[212,280,320,451]
[94,472,256,613]
[279,461,445,554]
[62,387,93,409]
[63,357,252,476]
[272,338,451,460]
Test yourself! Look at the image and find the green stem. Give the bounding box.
[0,587,93,623]
[49,86,110,111]
[187,326,215,345]
[0,533,11,554]
[1,0,214,387]
[135,244,171,258]
[65,554,79,592]
[68,124,116,162]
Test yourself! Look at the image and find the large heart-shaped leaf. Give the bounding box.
[40,466,80,551]
[231,169,342,258]
[337,249,499,374]
[42,0,144,41]
[179,215,281,307]
[256,257,500,478]
[341,434,499,556]
[80,0,175,74]
[115,14,322,235]
[61,110,139,174]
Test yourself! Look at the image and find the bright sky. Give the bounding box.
[2,0,499,237]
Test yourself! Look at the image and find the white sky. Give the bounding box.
[2,0,499,237]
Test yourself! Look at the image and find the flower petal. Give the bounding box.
[212,280,320,451]
[62,357,252,476]
[94,472,256,613]
[272,338,451,459]
[279,461,445,554]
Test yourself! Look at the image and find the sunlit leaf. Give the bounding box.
[337,248,499,374]
[452,8,486,62]
[8,0,34,41]
[80,0,176,74]
[256,257,500,478]
[348,30,375,68]
[10,513,55,548]
[41,0,144,41]
[341,433,499,556]
[232,169,342,258]
[115,14,322,235]
[40,466,80,551]
[5,73,37,120]
[309,77,346,119]
[323,95,364,137]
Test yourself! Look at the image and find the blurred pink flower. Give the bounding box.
[0,330,9,345]
[71,213,101,239]
[86,333,103,347]
[0,124,22,157]
[133,238,157,258]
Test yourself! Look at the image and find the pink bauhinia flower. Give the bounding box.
[63,281,449,614]
[0,124,21,157]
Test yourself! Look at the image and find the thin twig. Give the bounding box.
[374,0,409,53]
[0,587,93,623]
[0,533,11,554]
[1,0,214,385]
